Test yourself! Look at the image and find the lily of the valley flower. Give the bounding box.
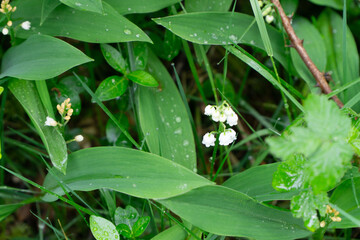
[204,105,216,116]
[21,21,31,30]
[45,116,58,127]
[74,135,84,142]
[2,27,8,35]
[219,129,237,146]
[202,132,216,147]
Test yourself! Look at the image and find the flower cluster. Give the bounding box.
[319,205,342,228]
[258,0,275,24]
[0,0,31,35]
[202,102,238,147]
[57,98,73,121]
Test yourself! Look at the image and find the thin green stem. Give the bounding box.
[199,45,218,105]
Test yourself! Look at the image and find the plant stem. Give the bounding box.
[271,0,343,108]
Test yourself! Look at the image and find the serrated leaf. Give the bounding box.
[101,44,129,74]
[90,215,120,240]
[60,0,103,13]
[116,224,132,238]
[114,206,138,227]
[0,35,92,80]
[128,70,158,87]
[95,76,128,102]
[133,216,150,237]
[267,95,354,193]
[291,189,328,231]
[272,155,305,192]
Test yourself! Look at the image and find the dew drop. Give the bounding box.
[175,117,181,122]
[183,140,189,146]
[124,29,132,35]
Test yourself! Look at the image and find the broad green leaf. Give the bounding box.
[267,94,353,193]
[0,203,23,222]
[159,185,311,240]
[0,35,92,81]
[291,189,328,231]
[223,163,298,201]
[151,225,187,240]
[272,155,305,192]
[40,0,61,25]
[95,76,128,102]
[101,44,129,74]
[136,50,196,170]
[185,0,233,12]
[290,17,326,90]
[329,176,360,228]
[42,147,212,201]
[133,216,150,237]
[317,9,360,110]
[282,0,299,15]
[153,12,288,68]
[13,0,151,43]
[114,206,138,227]
[105,0,180,14]
[9,79,67,173]
[60,0,103,13]
[308,0,346,10]
[90,215,120,240]
[127,70,158,87]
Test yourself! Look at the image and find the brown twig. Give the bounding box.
[271,0,344,108]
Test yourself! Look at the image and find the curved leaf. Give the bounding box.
[95,76,129,102]
[105,0,180,15]
[185,0,233,12]
[9,79,68,173]
[159,185,311,240]
[60,0,103,13]
[153,12,288,68]
[0,35,92,81]
[151,225,187,240]
[13,0,151,43]
[42,147,212,201]
[136,50,196,170]
[90,215,120,240]
[128,70,158,87]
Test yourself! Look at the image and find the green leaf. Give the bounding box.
[223,163,299,201]
[317,9,360,110]
[133,216,150,237]
[60,0,103,13]
[330,176,360,228]
[13,0,151,43]
[136,50,197,170]
[90,215,120,240]
[267,94,353,193]
[151,225,187,240]
[114,206,138,227]
[0,35,92,81]
[106,114,130,145]
[272,155,305,192]
[116,224,132,238]
[308,0,346,10]
[150,30,182,61]
[95,76,129,102]
[101,44,129,74]
[185,0,233,12]
[127,70,158,87]
[291,189,329,231]
[40,0,61,25]
[105,0,180,14]
[159,185,311,240]
[153,12,288,69]
[58,75,90,94]
[0,86,3,95]
[0,203,23,222]
[290,17,327,89]
[42,147,212,201]
[9,79,68,173]
[133,42,148,70]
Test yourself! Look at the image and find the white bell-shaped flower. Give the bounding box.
[204,105,216,116]
[211,109,221,122]
[219,129,237,146]
[44,116,57,127]
[202,132,216,147]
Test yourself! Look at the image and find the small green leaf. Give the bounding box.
[127,70,158,87]
[101,44,129,74]
[291,189,328,231]
[90,215,120,240]
[0,35,92,80]
[114,206,139,227]
[133,42,149,70]
[116,224,132,238]
[95,76,129,102]
[132,216,150,237]
[58,75,91,94]
[272,155,305,192]
[60,0,103,13]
